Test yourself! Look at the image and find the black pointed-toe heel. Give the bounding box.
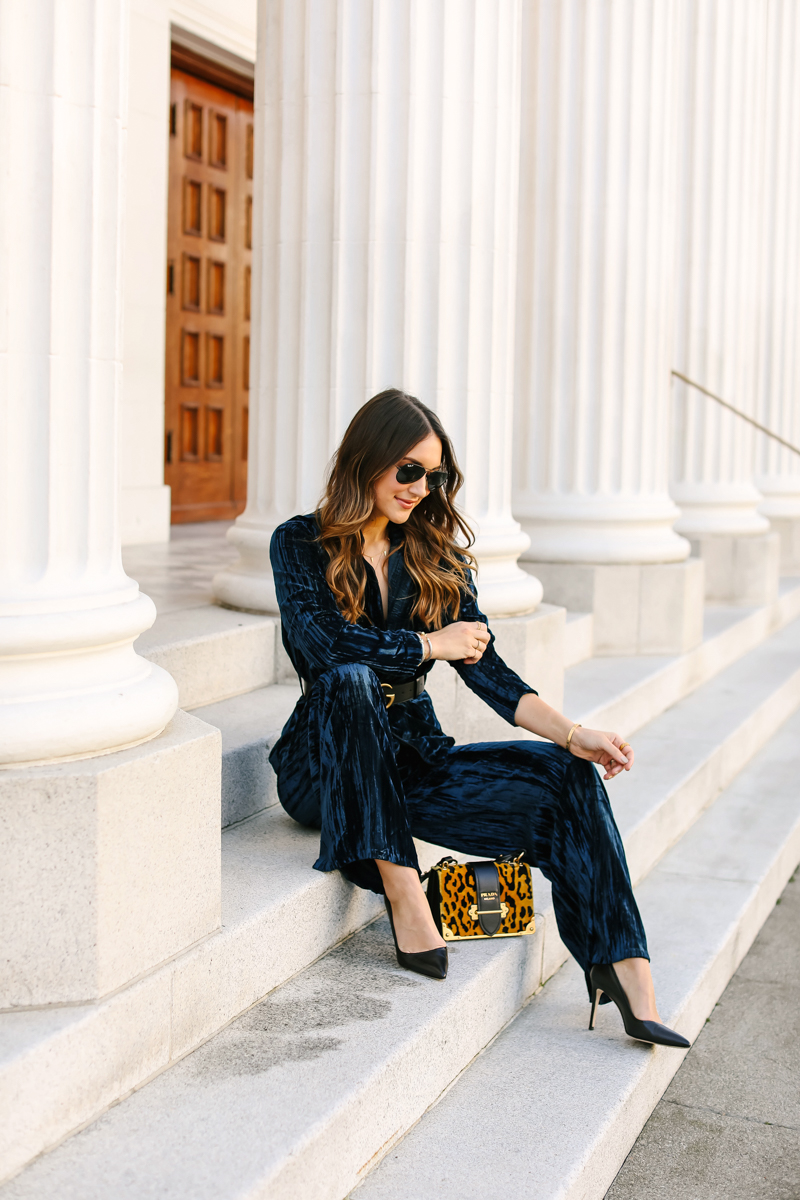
[589,963,690,1048]
[384,898,448,980]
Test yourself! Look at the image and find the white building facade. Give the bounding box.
[2,0,800,1187]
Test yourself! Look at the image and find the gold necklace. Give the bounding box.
[362,539,389,564]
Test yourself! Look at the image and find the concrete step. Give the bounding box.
[3,613,799,1192]
[0,806,377,1184]
[568,577,800,738]
[607,615,800,885]
[195,582,800,830]
[4,700,799,1200]
[135,579,800,715]
[564,610,594,667]
[0,812,454,1186]
[134,604,289,710]
[195,683,300,827]
[353,710,800,1200]
[0,906,548,1200]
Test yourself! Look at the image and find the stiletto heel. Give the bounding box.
[384,897,448,980]
[588,987,601,1031]
[588,964,690,1048]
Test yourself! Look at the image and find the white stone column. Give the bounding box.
[119,0,172,545]
[671,0,779,603]
[512,0,701,655]
[213,0,542,619]
[0,2,220,1011]
[0,0,178,766]
[755,0,800,573]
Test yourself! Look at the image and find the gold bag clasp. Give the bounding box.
[468,901,509,922]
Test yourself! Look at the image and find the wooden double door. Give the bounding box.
[165,69,252,523]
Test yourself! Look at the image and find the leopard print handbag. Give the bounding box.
[424,853,535,941]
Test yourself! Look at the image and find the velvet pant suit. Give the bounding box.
[269,514,648,989]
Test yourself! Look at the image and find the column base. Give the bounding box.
[672,482,770,538]
[517,495,691,565]
[472,558,543,618]
[688,533,781,606]
[763,517,800,575]
[521,559,705,656]
[212,523,278,614]
[0,711,221,1008]
[467,520,543,618]
[0,593,179,767]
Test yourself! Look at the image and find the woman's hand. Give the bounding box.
[513,694,633,781]
[427,621,490,664]
[568,727,634,780]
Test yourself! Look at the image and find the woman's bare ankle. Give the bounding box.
[378,861,421,902]
[376,860,445,952]
[613,957,661,1022]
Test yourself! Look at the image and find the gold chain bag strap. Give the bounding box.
[424,853,535,941]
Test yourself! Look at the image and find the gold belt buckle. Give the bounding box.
[380,682,396,709]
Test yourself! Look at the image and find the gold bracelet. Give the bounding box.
[565,722,581,753]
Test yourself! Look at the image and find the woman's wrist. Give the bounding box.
[564,722,582,753]
[418,632,433,663]
[514,693,576,745]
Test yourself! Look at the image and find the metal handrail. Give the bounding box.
[671,369,800,459]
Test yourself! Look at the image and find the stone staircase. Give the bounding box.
[1,581,800,1197]
[355,710,800,1200]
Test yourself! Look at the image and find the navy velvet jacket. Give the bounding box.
[269,514,536,767]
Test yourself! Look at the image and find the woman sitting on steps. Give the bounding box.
[268,389,689,1049]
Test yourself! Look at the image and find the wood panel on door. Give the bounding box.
[165,69,252,523]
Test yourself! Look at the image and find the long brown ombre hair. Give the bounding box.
[317,389,475,628]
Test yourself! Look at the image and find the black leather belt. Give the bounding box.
[300,673,426,708]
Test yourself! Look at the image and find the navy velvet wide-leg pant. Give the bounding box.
[275,663,649,984]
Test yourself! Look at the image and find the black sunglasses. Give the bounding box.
[395,462,449,490]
